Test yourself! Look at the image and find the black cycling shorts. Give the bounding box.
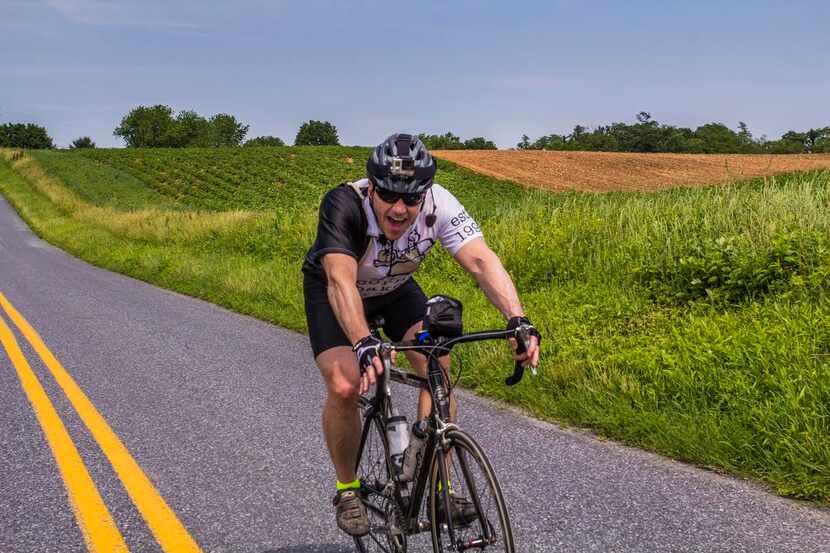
[303,273,428,358]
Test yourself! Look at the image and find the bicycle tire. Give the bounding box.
[353,411,407,553]
[428,430,514,552]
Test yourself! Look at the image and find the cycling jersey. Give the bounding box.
[302,178,483,298]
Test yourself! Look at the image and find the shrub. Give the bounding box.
[0,123,55,149]
[636,229,830,304]
[295,120,339,146]
[244,136,285,147]
[463,136,497,150]
[70,136,96,149]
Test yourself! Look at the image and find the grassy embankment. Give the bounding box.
[1,147,828,504]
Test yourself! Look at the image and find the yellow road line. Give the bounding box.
[0,293,203,553]
[0,307,129,552]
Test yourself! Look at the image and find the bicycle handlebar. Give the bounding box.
[382,324,538,386]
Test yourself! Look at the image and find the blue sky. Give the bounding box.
[2,1,828,148]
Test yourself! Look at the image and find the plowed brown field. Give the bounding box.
[433,150,830,192]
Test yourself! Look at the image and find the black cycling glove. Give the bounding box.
[506,316,542,354]
[353,335,383,374]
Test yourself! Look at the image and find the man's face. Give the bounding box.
[368,183,424,241]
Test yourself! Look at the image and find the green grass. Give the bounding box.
[2,147,828,504]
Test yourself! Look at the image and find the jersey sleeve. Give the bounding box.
[307,186,367,265]
[433,186,484,256]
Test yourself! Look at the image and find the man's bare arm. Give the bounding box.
[454,237,524,319]
[321,253,370,345]
[321,253,384,392]
[454,237,540,367]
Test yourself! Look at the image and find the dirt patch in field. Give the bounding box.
[432,150,830,192]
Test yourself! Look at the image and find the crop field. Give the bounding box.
[434,150,830,192]
[1,146,829,504]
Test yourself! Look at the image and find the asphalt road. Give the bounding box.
[1,193,828,553]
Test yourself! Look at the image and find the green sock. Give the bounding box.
[437,480,453,493]
[336,478,361,491]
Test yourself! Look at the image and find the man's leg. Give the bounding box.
[316,346,370,537]
[316,346,363,484]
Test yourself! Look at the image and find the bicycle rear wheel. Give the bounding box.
[429,430,514,552]
[354,412,407,553]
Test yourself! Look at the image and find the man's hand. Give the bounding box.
[506,316,541,369]
[353,335,386,394]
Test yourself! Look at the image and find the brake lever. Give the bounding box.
[505,361,525,386]
[505,325,537,386]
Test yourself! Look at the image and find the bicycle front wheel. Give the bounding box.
[354,412,406,553]
[429,429,514,552]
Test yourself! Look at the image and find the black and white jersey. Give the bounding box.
[303,178,483,298]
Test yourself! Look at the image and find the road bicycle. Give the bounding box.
[353,309,536,552]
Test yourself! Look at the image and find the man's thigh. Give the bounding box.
[376,278,428,342]
[401,321,428,376]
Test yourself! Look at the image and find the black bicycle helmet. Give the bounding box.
[366,133,437,194]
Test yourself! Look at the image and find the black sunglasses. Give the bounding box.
[374,187,424,207]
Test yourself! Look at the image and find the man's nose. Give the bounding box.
[391,199,408,211]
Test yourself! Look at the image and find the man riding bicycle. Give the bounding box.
[302,133,541,537]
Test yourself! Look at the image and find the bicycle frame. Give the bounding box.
[357,325,534,538]
[358,352,450,535]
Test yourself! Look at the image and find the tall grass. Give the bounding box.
[1,147,828,503]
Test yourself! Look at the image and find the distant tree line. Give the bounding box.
[113,107,345,148]
[0,123,54,149]
[113,105,251,148]
[518,112,830,154]
[418,132,496,150]
[7,108,828,153]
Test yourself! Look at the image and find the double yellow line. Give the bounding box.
[0,292,204,553]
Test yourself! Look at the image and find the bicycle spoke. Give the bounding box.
[354,411,408,553]
[430,431,514,552]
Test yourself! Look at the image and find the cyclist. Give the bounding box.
[302,133,541,537]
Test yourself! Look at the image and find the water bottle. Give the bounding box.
[386,415,409,477]
[400,419,429,482]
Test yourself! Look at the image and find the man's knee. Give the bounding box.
[318,348,361,404]
[329,374,360,404]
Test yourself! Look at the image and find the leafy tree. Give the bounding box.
[417,132,463,150]
[114,106,250,148]
[172,110,211,147]
[531,133,567,150]
[244,135,286,147]
[762,137,805,154]
[693,123,742,153]
[295,120,339,146]
[114,105,178,147]
[462,136,497,150]
[801,127,830,153]
[69,136,96,149]
[419,132,499,150]
[812,127,830,153]
[208,113,249,147]
[0,123,55,149]
[520,114,830,155]
[570,124,589,142]
[647,126,691,153]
